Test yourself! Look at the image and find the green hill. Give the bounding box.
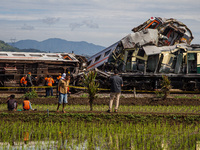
[0,40,43,52]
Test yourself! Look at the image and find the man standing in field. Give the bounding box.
[56,73,70,113]
[107,70,123,113]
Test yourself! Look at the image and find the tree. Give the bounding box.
[82,71,99,111]
[160,75,172,100]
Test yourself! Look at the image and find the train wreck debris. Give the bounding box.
[86,17,200,91]
[0,52,87,87]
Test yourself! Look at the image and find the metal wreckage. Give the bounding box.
[75,17,200,91]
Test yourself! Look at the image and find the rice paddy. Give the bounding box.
[0,120,200,149]
[1,100,200,149]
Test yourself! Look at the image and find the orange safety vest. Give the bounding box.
[20,77,27,85]
[45,77,54,86]
[23,100,30,110]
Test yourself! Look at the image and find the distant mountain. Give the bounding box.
[8,38,105,56]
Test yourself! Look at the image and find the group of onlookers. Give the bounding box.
[9,73,71,113]
[15,70,123,113]
[7,95,33,111]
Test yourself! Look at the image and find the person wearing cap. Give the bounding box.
[45,75,55,97]
[107,69,123,113]
[7,95,17,111]
[57,73,70,113]
[27,72,34,92]
[20,74,27,93]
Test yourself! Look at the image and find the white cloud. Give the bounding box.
[0,0,200,47]
[21,24,34,30]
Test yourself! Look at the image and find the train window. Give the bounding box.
[47,55,59,58]
[104,50,111,57]
[30,54,42,57]
[95,55,101,62]
[137,49,145,57]
[0,53,8,56]
[13,54,25,57]
[63,55,72,60]
[148,22,158,29]
[88,60,92,66]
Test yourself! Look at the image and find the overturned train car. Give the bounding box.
[0,52,86,87]
[87,17,200,91]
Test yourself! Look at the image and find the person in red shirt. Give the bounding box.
[45,75,55,97]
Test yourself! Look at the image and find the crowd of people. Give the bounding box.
[10,73,71,112]
[16,70,123,113]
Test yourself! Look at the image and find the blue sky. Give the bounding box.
[0,0,200,48]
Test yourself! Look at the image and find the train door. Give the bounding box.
[159,53,175,73]
[174,53,183,74]
[187,53,197,73]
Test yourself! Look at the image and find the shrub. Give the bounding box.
[23,89,38,99]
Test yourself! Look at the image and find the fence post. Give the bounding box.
[133,87,136,98]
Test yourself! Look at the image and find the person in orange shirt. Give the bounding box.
[23,97,33,111]
[20,75,27,93]
[45,75,55,97]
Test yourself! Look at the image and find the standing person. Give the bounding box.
[45,75,55,97]
[7,95,17,111]
[20,75,27,93]
[56,73,70,113]
[23,97,33,111]
[56,73,62,98]
[27,72,33,92]
[107,70,123,113]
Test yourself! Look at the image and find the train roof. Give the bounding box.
[0,52,79,62]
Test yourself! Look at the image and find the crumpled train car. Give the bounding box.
[0,52,84,87]
[86,17,200,91]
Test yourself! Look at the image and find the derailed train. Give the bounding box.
[0,52,87,87]
[85,17,200,90]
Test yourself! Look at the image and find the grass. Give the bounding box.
[1,104,200,114]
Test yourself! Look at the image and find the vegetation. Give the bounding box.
[160,75,172,99]
[82,71,99,111]
[22,90,38,99]
[0,40,43,52]
[0,120,200,149]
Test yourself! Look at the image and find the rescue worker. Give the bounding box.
[45,75,55,97]
[27,72,37,92]
[27,72,33,92]
[20,74,27,93]
[56,73,62,98]
[23,97,33,111]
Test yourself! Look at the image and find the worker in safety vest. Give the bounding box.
[45,75,55,97]
[23,97,33,111]
[20,75,27,93]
